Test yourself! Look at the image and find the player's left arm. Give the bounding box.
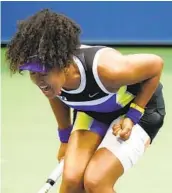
[98,49,164,108]
[97,49,164,140]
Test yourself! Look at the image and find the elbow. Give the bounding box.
[155,55,164,74]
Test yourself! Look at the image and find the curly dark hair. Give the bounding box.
[6,9,81,74]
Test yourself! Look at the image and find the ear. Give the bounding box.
[65,60,73,71]
[63,67,69,75]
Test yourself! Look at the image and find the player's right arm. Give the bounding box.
[49,97,71,161]
[49,97,71,128]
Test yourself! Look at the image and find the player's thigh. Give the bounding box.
[84,148,124,191]
[63,112,106,182]
[64,131,101,180]
[84,117,151,189]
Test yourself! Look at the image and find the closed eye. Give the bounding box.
[30,72,48,76]
[41,73,48,77]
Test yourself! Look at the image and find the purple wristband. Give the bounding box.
[125,107,143,125]
[57,126,73,143]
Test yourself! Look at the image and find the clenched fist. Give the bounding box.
[112,118,134,140]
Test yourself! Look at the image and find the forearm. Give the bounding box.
[133,73,161,108]
[49,97,71,129]
[49,98,72,143]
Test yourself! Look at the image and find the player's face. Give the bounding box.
[29,68,66,99]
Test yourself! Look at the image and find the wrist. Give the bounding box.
[57,125,73,143]
[125,103,145,125]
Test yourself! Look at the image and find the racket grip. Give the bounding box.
[37,183,52,193]
[37,160,64,193]
[48,160,64,182]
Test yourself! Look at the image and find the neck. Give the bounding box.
[62,63,81,91]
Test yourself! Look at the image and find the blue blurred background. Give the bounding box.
[2,1,172,45]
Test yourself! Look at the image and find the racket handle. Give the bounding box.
[37,183,52,193]
[37,160,64,193]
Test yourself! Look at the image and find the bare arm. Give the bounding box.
[49,97,71,129]
[97,49,164,108]
[49,97,71,161]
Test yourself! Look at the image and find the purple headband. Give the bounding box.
[19,62,48,73]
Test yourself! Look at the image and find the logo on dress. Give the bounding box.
[88,92,99,98]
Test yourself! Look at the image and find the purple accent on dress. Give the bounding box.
[90,119,109,137]
[125,107,143,124]
[57,126,73,143]
[68,95,122,113]
[19,62,47,73]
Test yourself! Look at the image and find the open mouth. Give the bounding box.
[39,84,61,97]
[39,85,50,92]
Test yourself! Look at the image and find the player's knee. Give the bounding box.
[84,178,112,193]
[84,171,103,193]
[62,168,83,191]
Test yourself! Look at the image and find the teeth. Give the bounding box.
[40,86,48,89]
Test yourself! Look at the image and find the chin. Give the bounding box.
[48,95,56,99]
[46,94,56,99]
[43,91,56,99]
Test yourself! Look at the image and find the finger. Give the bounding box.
[121,130,132,140]
[112,127,121,136]
[116,129,122,137]
[60,156,64,162]
[58,156,64,162]
[120,119,132,136]
[112,124,122,135]
[120,127,132,138]
[112,124,121,131]
[114,129,122,137]
[112,119,123,129]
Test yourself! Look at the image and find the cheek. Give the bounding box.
[51,77,64,88]
[49,74,65,87]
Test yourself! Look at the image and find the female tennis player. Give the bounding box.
[7,9,166,193]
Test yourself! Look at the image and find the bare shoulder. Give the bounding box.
[97,48,125,79]
[95,48,125,91]
[96,48,163,91]
[97,48,163,73]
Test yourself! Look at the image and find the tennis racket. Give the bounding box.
[37,159,64,193]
